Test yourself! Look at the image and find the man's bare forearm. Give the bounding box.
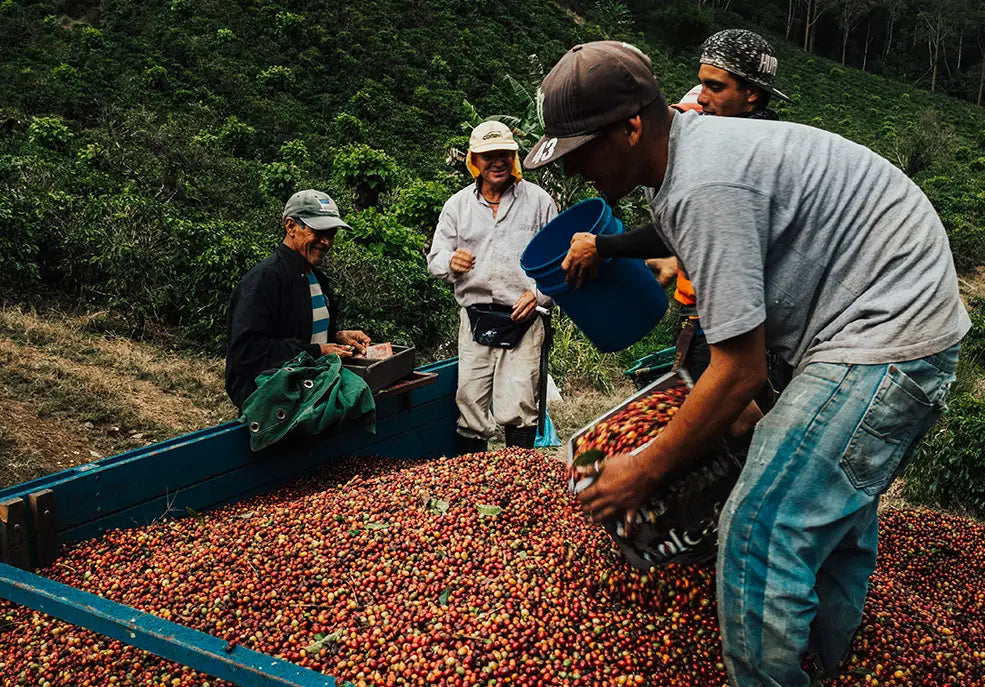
[638,328,766,483]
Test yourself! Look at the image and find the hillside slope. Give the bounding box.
[1,0,983,348]
[0,0,983,512]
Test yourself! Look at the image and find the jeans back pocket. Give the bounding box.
[840,364,935,496]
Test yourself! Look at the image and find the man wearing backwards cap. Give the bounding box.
[655,30,792,397]
[427,121,557,453]
[526,41,969,686]
[696,28,791,118]
[225,189,371,408]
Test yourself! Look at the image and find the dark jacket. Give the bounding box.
[225,244,340,408]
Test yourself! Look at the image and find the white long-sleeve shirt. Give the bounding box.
[427,180,557,309]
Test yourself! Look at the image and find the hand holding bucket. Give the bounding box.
[520,198,667,352]
[561,232,600,288]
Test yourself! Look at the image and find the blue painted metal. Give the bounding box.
[0,358,462,685]
[0,562,337,686]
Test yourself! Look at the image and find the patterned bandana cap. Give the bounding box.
[699,29,791,102]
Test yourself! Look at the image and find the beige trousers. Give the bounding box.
[456,308,544,439]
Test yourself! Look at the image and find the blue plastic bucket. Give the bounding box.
[521,199,623,294]
[521,198,668,353]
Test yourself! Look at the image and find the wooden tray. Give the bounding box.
[342,345,416,392]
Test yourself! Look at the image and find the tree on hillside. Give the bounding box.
[801,0,839,52]
[881,0,909,59]
[975,7,985,105]
[916,0,963,91]
[918,4,942,91]
[838,0,873,65]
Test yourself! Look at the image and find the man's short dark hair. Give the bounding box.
[639,92,670,128]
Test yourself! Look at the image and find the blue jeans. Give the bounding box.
[717,345,959,687]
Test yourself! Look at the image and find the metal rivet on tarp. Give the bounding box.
[286,367,295,372]
[249,422,260,432]
[303,380,314,389]
[276,409,286,420]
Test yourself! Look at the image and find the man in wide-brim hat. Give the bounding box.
[427,121,557,453]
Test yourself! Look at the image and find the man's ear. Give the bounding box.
[626,115,644,147]
[746,86,764,107]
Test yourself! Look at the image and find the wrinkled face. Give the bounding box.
[696,64,760,117]
[284,217,336,267]
[474,149,515,188]
[559,125,639,204]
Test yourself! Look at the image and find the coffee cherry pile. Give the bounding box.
[0,450,725,687]
[573,384,689,458]
[831,508,985,687]
[0,450,982,686]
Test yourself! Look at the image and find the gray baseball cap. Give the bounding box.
[524,41,661,170]
[282,189,351,231]
[699,29,791,102]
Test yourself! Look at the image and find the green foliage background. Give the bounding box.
[0,1,984,511]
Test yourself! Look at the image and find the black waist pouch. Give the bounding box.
[466,303,534,349]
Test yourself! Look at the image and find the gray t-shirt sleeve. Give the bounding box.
[673,184,770,344]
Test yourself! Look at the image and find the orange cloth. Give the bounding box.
[675,273,697,307]
[466,150,523,182]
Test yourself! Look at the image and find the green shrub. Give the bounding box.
[260,161,302,200]
[274,11,305,37]
[959,300,985,365]
[0,194,40,284]
[391,179,451,236]
[548,313,621,393]
[639,1,714,54]
[50,64,79,82]
[143,64,169,90]
[27,116,71,150]
[903,393,985,518]
[257,65,295,89]
[890,109,954,175]
[218,116,255,157]
[343,207,425,262]
[333,113,364,143]
[590,0,633,39]
[332,144,399,210]
[75,143,104,164]
[278,139,311,168]
[324,242,456,352]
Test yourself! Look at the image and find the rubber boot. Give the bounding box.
[456,433,488,456]
[505,425,536,449]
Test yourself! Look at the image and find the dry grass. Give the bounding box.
[542,375,637,463]
[0,305,234,488]
[958,266,985,302]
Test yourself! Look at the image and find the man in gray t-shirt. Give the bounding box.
[525,42,969,687]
